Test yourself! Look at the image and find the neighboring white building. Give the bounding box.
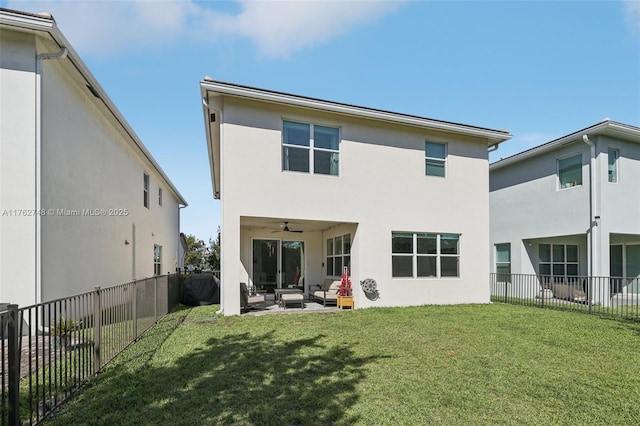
[490,120,640,302]
[0,9,187,308]
[200,79,511,315]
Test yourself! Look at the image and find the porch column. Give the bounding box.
[221,215,241,315]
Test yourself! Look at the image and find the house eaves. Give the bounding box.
[0,8,188,207]
[490,120,640,171]
[200,78,512,199]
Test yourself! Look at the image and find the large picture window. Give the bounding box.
[392,232,460,278]
[539,244,578,277]
[425,141,446,177]
[326,234,350,276]
[283,120,340,176]
[558,154,582,189]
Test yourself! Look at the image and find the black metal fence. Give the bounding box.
[490,273,640,320]
[1,273,182,425]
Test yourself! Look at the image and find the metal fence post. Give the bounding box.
[93,287,101,374]
[7,304,20,426]
[154,277,158,323]
[132,280,138,341]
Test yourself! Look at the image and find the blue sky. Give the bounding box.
[4,0,640,242]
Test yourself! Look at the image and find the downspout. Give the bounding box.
[202,98,224,315]
[35,47,68,304]
[582,135,598,278]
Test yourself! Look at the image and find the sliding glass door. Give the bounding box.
[252,239,305,293]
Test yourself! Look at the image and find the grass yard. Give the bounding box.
[44,304,640,425]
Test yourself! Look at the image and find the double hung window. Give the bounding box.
[282,120,340,175]
[154,245,162,275]
[495,243,511,282]
[425,141,446,177]
[392,232,460,278]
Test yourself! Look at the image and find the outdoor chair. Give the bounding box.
[240,282,267,310]
[310,279,341,306]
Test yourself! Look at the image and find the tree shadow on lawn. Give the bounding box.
[49,315,385,425]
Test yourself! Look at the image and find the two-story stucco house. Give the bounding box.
[490,120,640,304]
[0,8,187,308]
[200,79,511,315]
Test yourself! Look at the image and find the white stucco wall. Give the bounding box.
[490,134,640,279]
[1,28,183,306]
[217,97,492,315]
[38,41,181,302]
[0,31,38,307]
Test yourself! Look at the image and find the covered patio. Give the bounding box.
[225,216,357,316]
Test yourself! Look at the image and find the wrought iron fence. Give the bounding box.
[1,273,183,425]
[490,273,640,320]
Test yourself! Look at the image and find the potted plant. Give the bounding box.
[52,317,76,349]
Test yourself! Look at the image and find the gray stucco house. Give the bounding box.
[490,120,640,304]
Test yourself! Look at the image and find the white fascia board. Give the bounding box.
[1,9,188,206]
[490,120,640,171]
[200,80,512,145]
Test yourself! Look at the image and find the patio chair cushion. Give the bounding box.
[312,280,341,305]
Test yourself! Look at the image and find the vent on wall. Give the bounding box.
[86,84,101,99]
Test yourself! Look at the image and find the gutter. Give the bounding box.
[582,135,598,277]
[202,97,224,315]
[35,47,68,304]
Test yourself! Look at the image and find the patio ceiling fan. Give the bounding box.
[278,221,303,233]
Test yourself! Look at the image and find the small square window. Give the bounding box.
[558,154,582,189]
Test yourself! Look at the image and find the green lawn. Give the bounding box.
[45,304,640,425]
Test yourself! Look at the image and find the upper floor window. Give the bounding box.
[558,154,582,189]
[143,173,150,208]
[154,245,162,275]
[425,142,446,177]
[282,120,339,176]
[326,234,350,276]
[608,148,619,183]
[158,188,163,206]
[392,232,460,278]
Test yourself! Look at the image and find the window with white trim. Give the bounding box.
[282,120,340,176]
[539,244,578,277]
[154,245,162,275]
[425,141,446,177]
[558,154,582,189]
[608,148,619,183]
[143,173,149,208]
[326,234,350,276]
[392,232,460,278]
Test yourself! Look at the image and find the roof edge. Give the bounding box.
[200,78,512,145]
[490,120,640,171]
[1,8,188,206]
